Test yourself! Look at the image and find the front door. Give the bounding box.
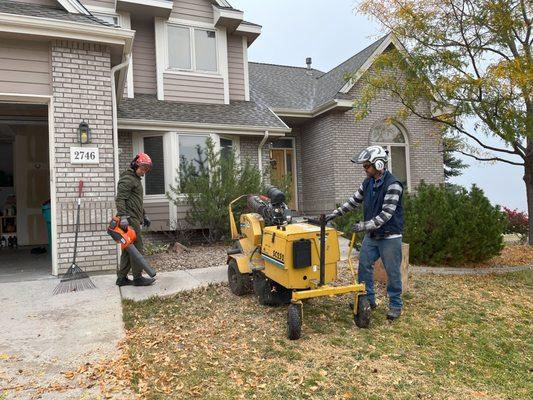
[270,140,296,209]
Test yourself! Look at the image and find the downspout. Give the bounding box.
[111,55,131,186]
[258,130,269,174]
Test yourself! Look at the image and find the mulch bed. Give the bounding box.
[146,243,228,272]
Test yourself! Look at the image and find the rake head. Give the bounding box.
[53,263,96,295]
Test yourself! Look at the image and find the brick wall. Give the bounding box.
[118,130,133,172]
[51,41,118,274]
[239,135,271,184]
[293,76,443,214]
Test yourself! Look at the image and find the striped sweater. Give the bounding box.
[333,179,403,231]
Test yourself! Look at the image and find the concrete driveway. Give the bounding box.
[0,275,124,399]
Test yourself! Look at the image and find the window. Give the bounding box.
[178,135,209,173]
[220,138,234,161]
[370,121,409,189]
[93,13,120,26]
[167,25,217,73]
[143,136,165,195]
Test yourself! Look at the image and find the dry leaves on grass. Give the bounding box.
[484,244,533,267]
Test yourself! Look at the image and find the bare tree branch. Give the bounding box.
[455,150,524,166]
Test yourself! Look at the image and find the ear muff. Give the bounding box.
[130,155,139,170]
[374,159,385,171]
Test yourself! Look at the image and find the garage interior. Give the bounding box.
[0,102,52,282]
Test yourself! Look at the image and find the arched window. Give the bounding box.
[370,121,409,189]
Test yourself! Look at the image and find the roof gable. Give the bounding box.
[249,34,404,112]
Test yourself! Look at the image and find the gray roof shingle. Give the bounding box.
[250,35,389,111]
[118,95,288,130]
[0,1,114,27]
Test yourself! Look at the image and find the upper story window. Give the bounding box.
[168,24,218,73]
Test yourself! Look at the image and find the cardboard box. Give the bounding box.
[374,242,410,292]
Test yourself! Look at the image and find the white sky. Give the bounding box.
[230,0,527,212]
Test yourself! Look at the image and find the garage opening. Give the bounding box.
[0,103,52,282]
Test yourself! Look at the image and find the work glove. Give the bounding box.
[119,216,129,231]
[325,213,337,223]
[352,221,365,233]
[143,215,151,228]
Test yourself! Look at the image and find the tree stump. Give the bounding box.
[374,243,410,292]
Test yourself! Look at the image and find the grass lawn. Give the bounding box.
[112,270,532,399]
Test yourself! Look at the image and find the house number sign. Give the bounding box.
[70,147,100,164]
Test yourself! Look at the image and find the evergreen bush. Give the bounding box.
[403,183,506,266]
[167,138,262,243]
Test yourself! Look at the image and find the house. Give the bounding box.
[0,0,443,278]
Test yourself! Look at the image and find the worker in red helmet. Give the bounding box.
[115,152,155,286]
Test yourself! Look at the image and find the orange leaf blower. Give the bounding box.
[107,216,157,278]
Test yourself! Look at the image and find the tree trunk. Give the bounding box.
[525,141,533,245]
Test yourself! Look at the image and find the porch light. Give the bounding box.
[78,121,91,145]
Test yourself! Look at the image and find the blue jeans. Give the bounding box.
[358,234,403,309]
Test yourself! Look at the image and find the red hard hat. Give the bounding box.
[132,152,152,171]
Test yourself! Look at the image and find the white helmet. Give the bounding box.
[351,145,389,171]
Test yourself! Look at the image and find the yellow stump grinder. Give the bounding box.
[227,186,371,340]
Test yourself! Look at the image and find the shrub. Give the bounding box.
[167,137,262,243]
[501,207,528,242]
[403,183,506,266]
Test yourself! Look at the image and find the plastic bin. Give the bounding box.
[41,203,51,257]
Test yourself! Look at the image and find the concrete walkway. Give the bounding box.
[0,275,124,399]
[120,265,227,301]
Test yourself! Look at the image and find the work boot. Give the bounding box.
[116,276,133,286]
[386,307,402,321]
[133,276,155,286]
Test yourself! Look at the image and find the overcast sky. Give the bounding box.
[230,0,527,212]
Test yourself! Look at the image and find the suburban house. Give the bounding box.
[0,0,443,278]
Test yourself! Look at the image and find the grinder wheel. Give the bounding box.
[227,259,252,296]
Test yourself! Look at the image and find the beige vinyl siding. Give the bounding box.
[144,201,171,231]
[171,0,214,24]
[11,0,58,6]
[78,0,115,9]
[0,40,51,96]
[163,73,224,103]
[227,34,246,101]
[131,18,157,95]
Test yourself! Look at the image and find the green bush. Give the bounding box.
[167,137,262,243]
[403,183,506,266]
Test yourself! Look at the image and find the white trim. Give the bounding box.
[0,93,58,275]
[58,0,90,15]
[242,36,250,101]
[168,131,178,229]
[118,118,291,134]
[117,0,174,10]
[154,17,166,100]
[163,69,222,78]
[118,12,134,98]
[0,13,134,50]
[339,34,394,94]
[235,23,262,35]
[218,133,241,161]
[168,18,215,30]
[213,6,243,28]
[136,132,169,198]
[272,99,353,119]
[218,27,230,104]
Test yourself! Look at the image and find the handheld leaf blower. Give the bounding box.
[107,216,157,278]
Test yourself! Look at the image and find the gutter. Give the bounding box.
[111,55,131,187]
[258,130,269,174]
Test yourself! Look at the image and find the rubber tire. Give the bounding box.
[252,271,291,306]
[287,303,302,340]
[354,295,371,329]
[227,259,251,296]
